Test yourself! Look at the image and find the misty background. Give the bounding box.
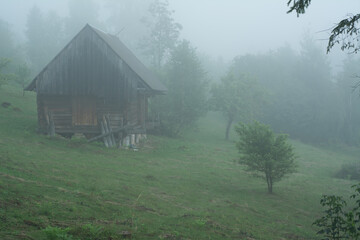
[1,0,360,144]
[2,0,359,67]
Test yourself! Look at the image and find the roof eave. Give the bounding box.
[24,78,37,91]
[151,89,167,96]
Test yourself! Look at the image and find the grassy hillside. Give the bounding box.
[0,85,359,239]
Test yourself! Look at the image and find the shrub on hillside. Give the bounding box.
[236,121,297,193]
[334,162,360,180]
[43,226,73,240]
[313,184,360,239]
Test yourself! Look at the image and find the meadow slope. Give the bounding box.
[0,86,358,239]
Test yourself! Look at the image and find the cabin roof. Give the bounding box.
[25,24,166,93]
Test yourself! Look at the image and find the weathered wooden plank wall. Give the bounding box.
[35,27,141,104]
[38,95,129,134]
[72,96,97,126]
[38,95,72,131]
[33,26,153,137]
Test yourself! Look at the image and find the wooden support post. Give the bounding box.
[47,112,55,137]
[123,135,130,147]
[118,132,123,148]
[105,115,116,147]
[100,120,109,148]
[131,134,135,145]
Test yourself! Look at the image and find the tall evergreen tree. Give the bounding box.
[152,40,207,136]
[65,0,102,40]
[229,39,340,143]
[105,0,151,55]
[336,56,360,145]
[0,18,16,59]
[26,6,46,72]
[26,6,65,73]
[140,0,182,70]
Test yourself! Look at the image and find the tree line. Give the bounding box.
[1,0,360,146]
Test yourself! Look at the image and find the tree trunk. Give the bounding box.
[267,176,273,194]
[268,182,272,194]
[225,117,233,141]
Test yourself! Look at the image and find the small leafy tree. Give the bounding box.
[140,0,182,70]
[210,72,266,140]
[313,184,360,239]
[151,40,208,136]
[313,195,348,240]
[235,121,297,193]
[0,19,16,59]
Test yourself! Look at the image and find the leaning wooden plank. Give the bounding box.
[118,132,123,148]
[106,115,116,147]
[87,127,125,142]
[104,118,114,148]
[100,121,109,148]
[88,130,117,143]
[103,116,113,147]
[104,116,115,147]
[87,124,138,143]
[103,115,110,147]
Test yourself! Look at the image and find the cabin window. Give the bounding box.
[72,96,97,126]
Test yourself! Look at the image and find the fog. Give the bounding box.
[1,0,360,142]
[171,1,356,58]
[1,0,360,135]
[1,0,359,67]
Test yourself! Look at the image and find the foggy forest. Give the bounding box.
[1,0,360,239]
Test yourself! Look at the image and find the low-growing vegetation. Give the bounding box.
[335,162,360,181]
[313,184,360,239]
[0,86,359,239]
[236,121,297,194]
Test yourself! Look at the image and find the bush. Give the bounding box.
[313,184,360,239]
[70,224,102,240]
[43,224,115,240]
[43,226,74,240]
[69,224,117,240]
[334,162,360,180]
[235,121,297,193]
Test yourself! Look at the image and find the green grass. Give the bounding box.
[0,85,359,239]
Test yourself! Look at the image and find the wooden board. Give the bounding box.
[72,96,97,126]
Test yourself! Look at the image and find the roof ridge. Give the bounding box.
[25,24,167,93]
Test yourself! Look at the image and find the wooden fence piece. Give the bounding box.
[105,115,116,146]
[101,115,115,148]
[87,120,145,148]
[100,120,109,148]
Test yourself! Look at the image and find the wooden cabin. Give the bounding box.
[25,24,166,144]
